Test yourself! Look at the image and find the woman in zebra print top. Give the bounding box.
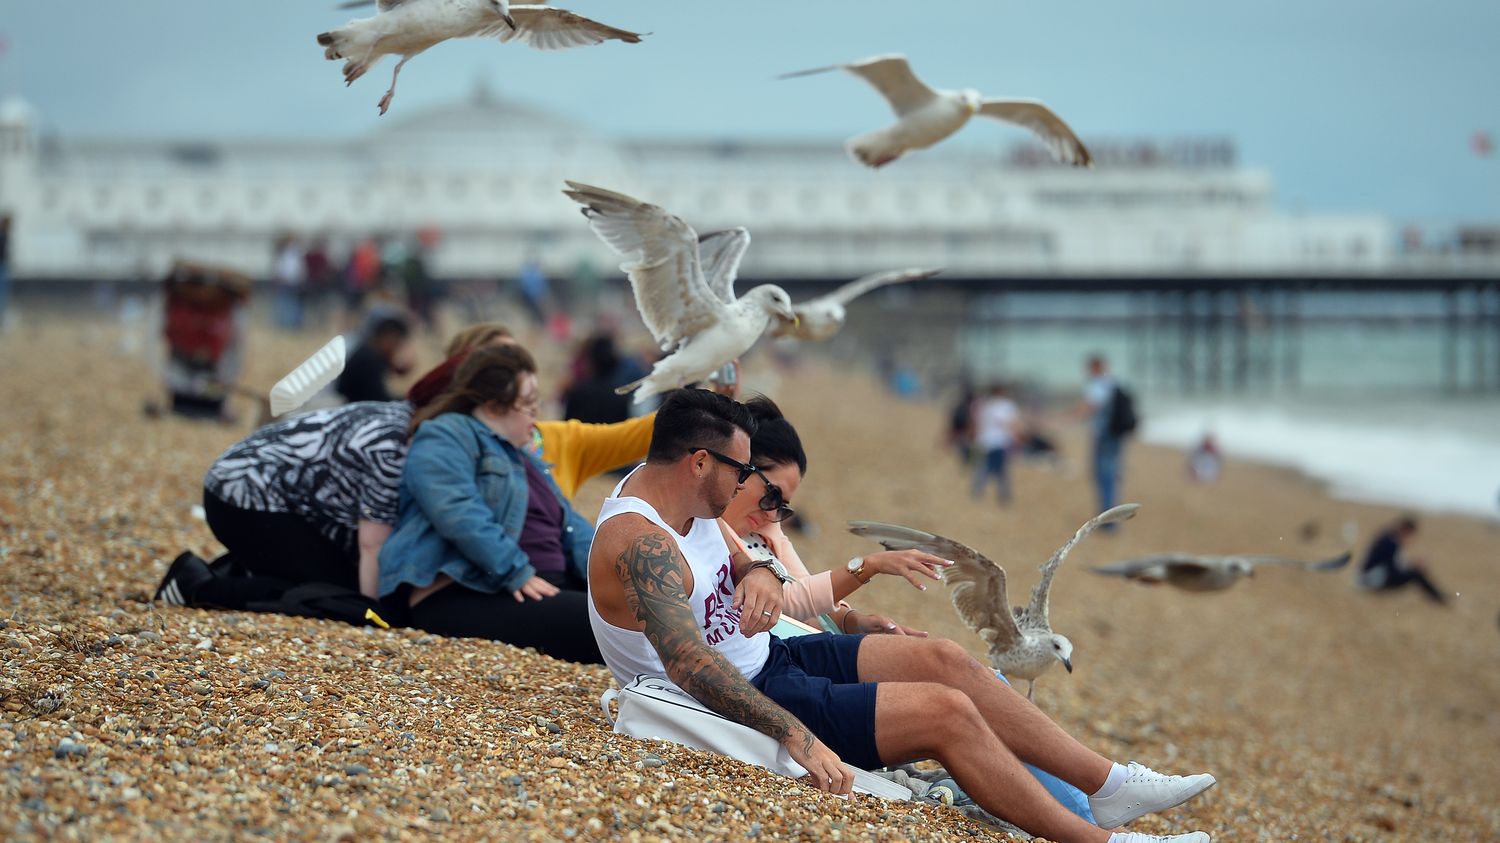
[160,400,413,611]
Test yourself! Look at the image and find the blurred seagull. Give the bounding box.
[850,504,1139,699]
[770,268,942,341]
[319,0,644,115]
[779,54,1092,169]
[561,181,797,402]
[1090,551,1353,593]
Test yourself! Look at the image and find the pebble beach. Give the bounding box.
[2,318,1498,841]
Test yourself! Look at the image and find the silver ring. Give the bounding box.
[761,610,773,617]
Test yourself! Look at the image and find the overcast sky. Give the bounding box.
[1,1,1496,222]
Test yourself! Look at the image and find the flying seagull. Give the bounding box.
[850,504,1139,699]
[769,268,942,342]
[562,181,797,402]
[1091,551,1353,593]
[779,54,1091,170]
[319,0,644,115]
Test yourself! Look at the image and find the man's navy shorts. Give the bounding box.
[752,632,881,771]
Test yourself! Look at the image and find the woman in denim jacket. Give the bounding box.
[379,344,602,663]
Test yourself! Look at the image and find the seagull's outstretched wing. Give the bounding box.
[781,54,939,117]
[977,99,1092,167]
[563,181,723,350]
[1237,551,1354,572]
[1020,504,1139,628]
[697,228,752,304]
[479,6,644,50]
[848,520,1021,651]
[806,267,940,311]
[1090,555,1195,583]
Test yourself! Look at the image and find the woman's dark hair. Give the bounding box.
[646,389,757,463]
[408,344,537,438]
[745,395,807,476]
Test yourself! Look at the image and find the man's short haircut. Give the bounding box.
[1396,514,1419,533]
[647,389,757,464]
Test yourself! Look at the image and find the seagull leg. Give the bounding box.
[1026,680,1035,701]
[377,55,412,116]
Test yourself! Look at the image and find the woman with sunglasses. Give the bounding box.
[378,344,603,664]
[719,397,949,635]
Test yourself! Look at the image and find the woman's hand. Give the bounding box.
[865,550,952,590]
[513,576,560,602]
[842,610,928,637]
[733,566,783,636]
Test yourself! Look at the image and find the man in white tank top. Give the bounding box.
[588,389,852,794]
[589,391,1217,843]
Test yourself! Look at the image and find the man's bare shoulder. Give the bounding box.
[592,513,679,557]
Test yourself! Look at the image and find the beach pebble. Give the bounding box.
[54,738,87,759]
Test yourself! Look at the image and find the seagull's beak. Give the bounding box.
[1061,657,1074,674]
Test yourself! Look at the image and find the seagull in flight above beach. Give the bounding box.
[319,0,644,115]
[779,54,1092,170]
[850,504,1139,699]
[768,268,941,342]
[1091,551,1353,593]
[562,181,798,402]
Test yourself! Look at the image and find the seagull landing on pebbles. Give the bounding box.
[850,504,1139,699]
[318,0,644,115]
[1091,551,1353,593]
[773,268,941,342]
[779,54,1091,170]
[562,181,797,402]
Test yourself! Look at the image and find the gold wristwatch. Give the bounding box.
[846,556,874,585]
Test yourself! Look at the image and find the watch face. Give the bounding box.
[847,558,862,572]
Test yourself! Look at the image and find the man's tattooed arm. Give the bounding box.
[616,529,815,754]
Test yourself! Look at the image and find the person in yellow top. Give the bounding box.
[407,322,660,499]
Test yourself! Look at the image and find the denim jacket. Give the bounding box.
[378,412,594,598]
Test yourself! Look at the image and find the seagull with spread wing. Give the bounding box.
[318,0,644,115]
[779,54,1091,170]
[562,181,797,402]
[1091,551,1353,593]
[849,504,1138,699]
[770,268,941,341]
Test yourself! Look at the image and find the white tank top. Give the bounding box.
[587,466,771,687]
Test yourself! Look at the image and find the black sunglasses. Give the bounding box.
[698,448,757,485]
[751,467,796,523]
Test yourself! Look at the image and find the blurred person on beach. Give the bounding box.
[378,345,603,664]
[721,395,1098,821]
[336,316,414,403]
[1187,434,1222,484]
[945,381,977,465]
[159,261,250,423]
[1358,515,1448,604]
[0,212,11,329]
[401,230,440,334]
[1077,354,1135,528]
[517,256,550,327]
[271,234,307,332]
[587,389,1216,842]
[563,333,635,425]
[155,399,412,613]
[302,236,338,329]
[408,322,657,501]
[343,236,382,321]
[971,383,1020,505]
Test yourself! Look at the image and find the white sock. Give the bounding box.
[1092,762,1128,799]
[1106,834,1141,843]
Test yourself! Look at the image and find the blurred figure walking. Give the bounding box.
[1078,354,1136,526]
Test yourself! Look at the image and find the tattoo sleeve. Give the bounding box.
[616,530,814,753]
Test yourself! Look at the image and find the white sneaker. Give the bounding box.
[1109,833,1210,843]
[1090,762,1216,828]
